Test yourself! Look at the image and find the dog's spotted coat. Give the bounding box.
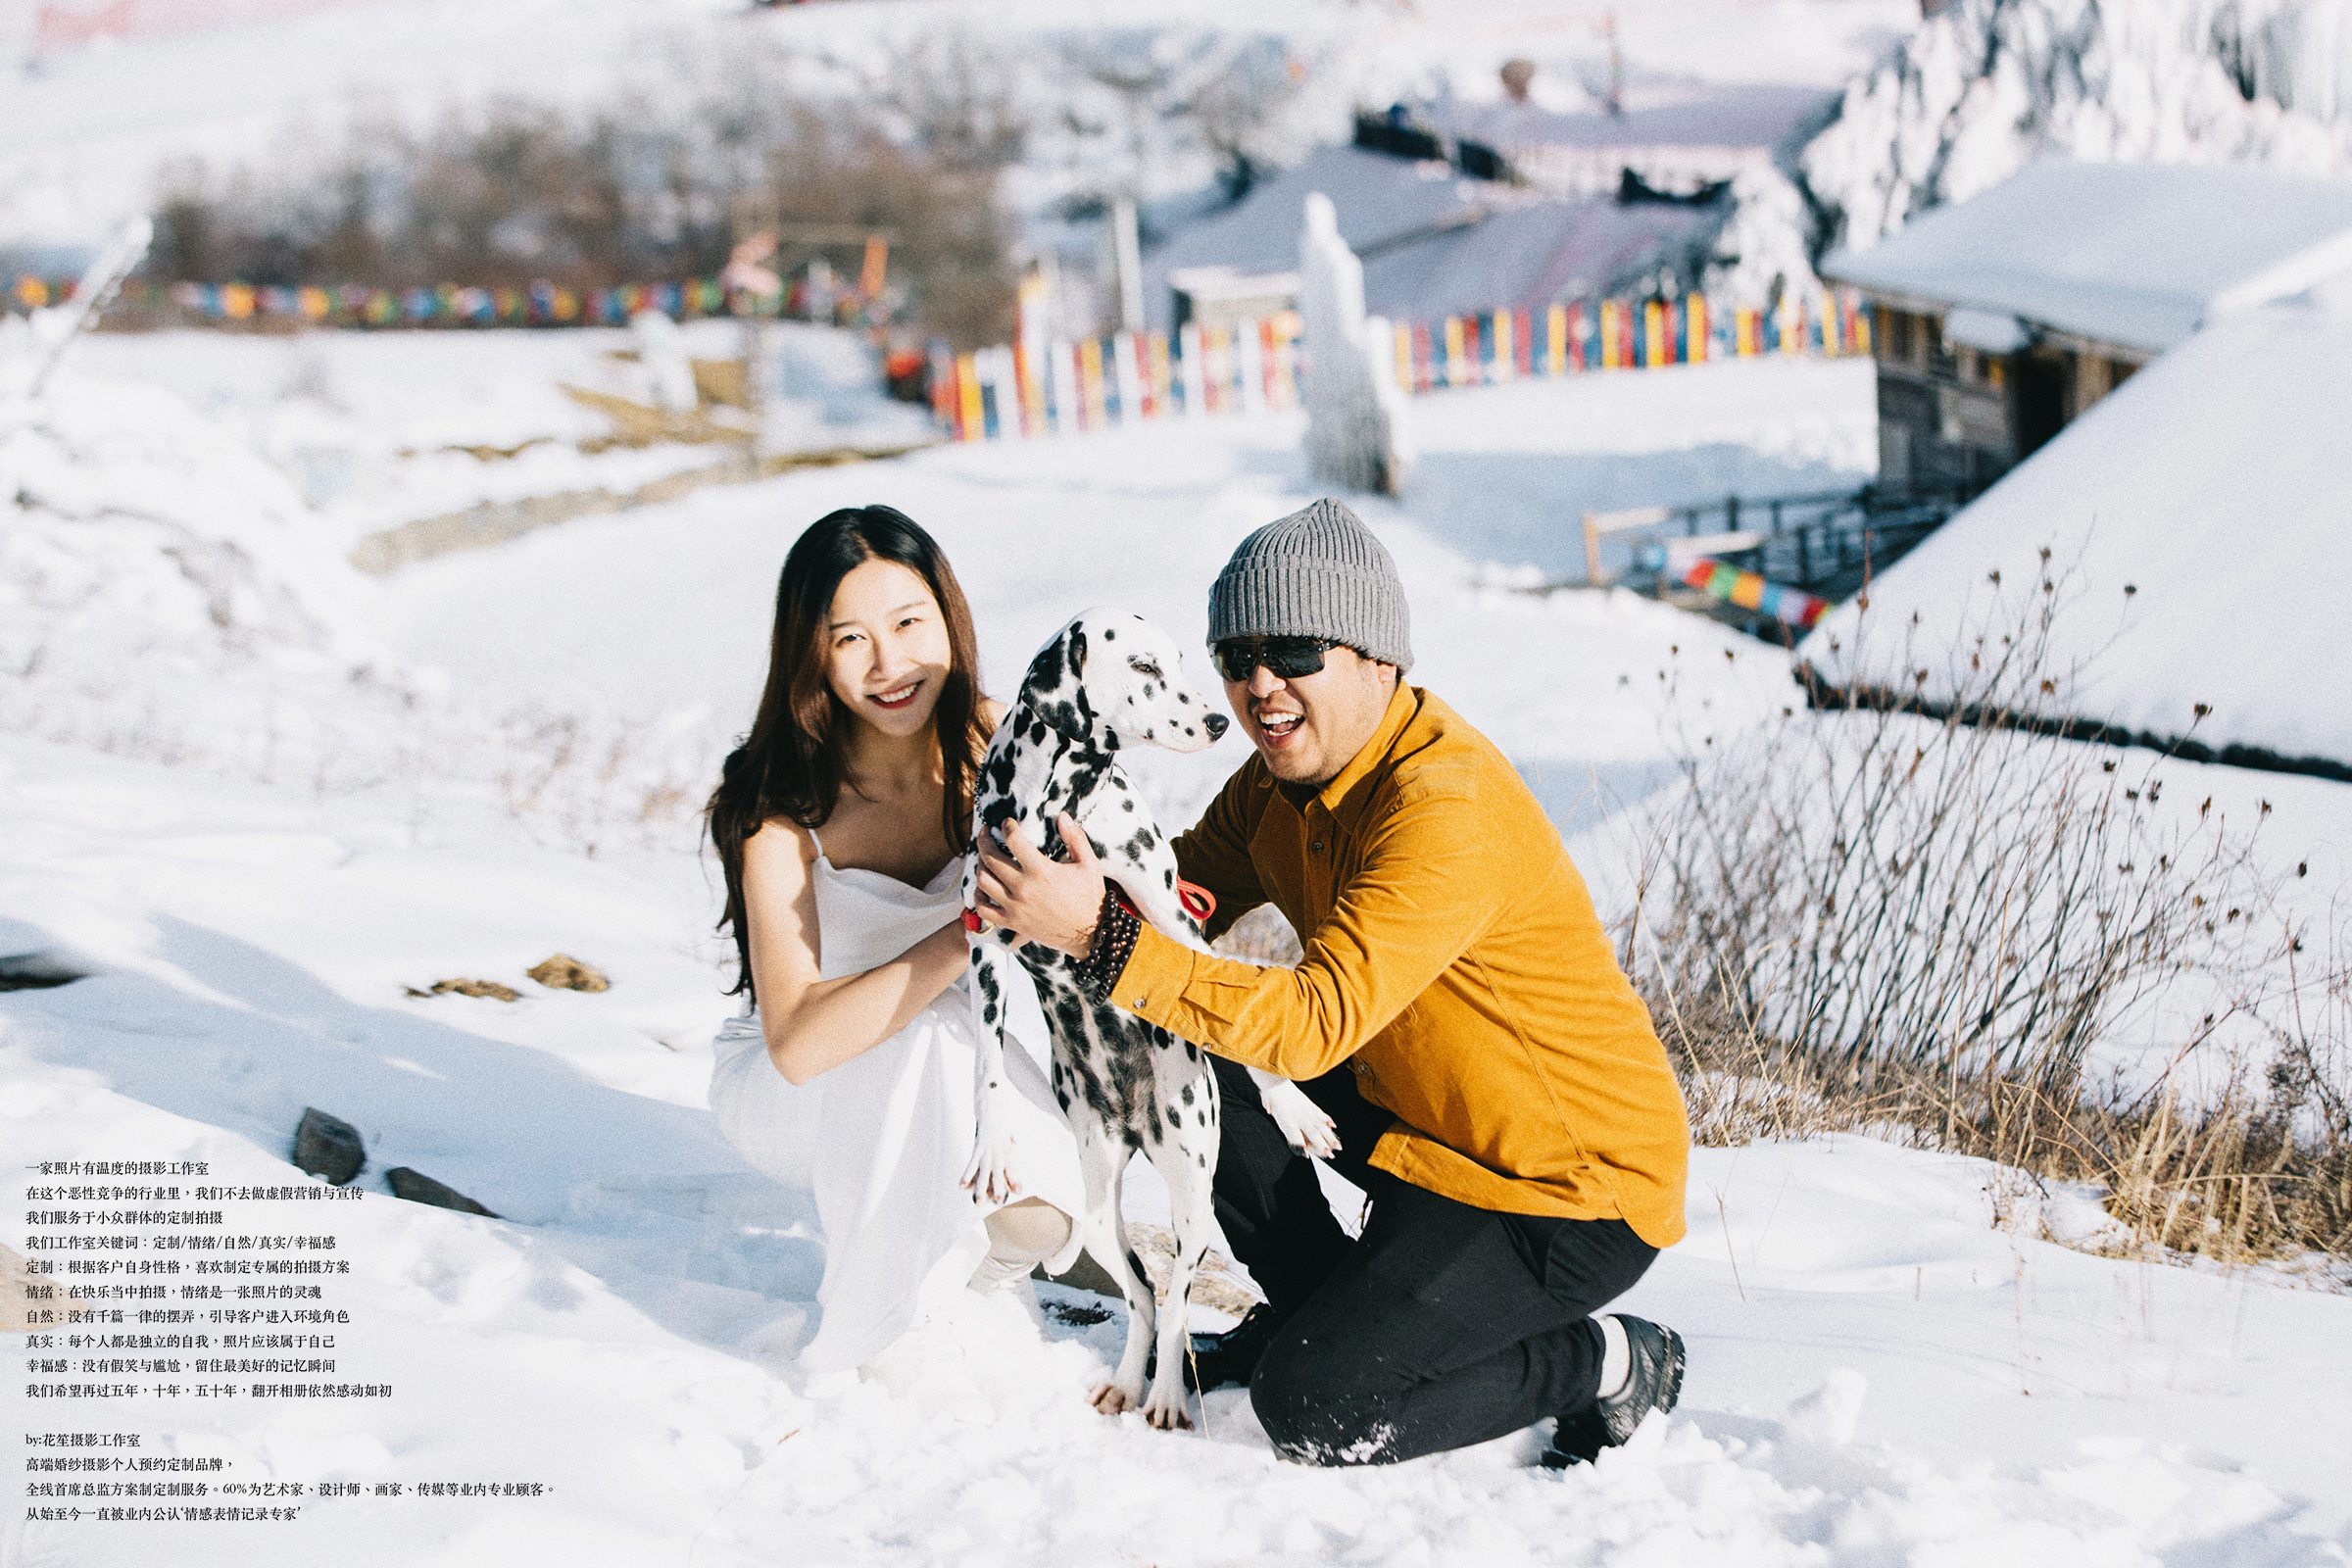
[962,609,1337,1430]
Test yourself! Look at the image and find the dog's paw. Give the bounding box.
[1258,1077,1341,1158]
[1139,1383,1195,1431]
[959,1134,1023,1205]
[1094,1379,1190,1428]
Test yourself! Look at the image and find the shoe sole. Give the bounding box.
[1651,1324,1686,1418]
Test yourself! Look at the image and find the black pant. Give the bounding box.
[1209,1057,1658,1467]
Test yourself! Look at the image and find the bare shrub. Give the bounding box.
[1632,560,2276,1098]
[1043,30,1312,208]
[1626,562,2350,1268]
[864,32,1032,172]
[1160,33,1311,203]
[760,110,1017,350]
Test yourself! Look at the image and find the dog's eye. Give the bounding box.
[1128,658,1162,680]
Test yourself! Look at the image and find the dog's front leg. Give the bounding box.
[1071,1115,1158,1420]
[959,936,1025,1204]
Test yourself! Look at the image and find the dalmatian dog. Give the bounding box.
[961,609,1340,1431]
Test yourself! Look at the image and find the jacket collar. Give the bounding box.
[1307,680,1425,830]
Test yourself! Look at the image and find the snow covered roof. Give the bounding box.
[1820,161,2352,355]
[1142,146,1722,329]
[1796,269,2352,774]
[1446,83,1838,156]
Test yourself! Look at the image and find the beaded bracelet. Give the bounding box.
[1072,883,1142,1000]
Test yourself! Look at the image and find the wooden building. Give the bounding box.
[1821,162,2352,492]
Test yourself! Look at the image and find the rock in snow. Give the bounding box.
[385,1167,501,1218]
[293,1106,366,1187]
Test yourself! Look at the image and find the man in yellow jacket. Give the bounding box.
[978,497,1690,1468]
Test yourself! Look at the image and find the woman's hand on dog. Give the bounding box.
[974,812,1105,959]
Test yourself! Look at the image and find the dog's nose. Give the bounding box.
[1204,712,1229,741]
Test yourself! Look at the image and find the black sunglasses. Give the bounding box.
[1212,636,1337,684]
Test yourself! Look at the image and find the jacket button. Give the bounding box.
[1310,840,1325,854]
[1131,997,1148,1008]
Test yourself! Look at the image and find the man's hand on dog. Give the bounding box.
[974,812,1105,959]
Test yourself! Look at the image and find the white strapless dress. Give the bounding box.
[707,841,1085,1374]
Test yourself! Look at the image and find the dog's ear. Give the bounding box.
[1023,621,1089,692]
[1023,627,1069,693]
[1021,621,1100,742]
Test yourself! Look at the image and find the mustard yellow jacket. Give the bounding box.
[1110,683,1690,1248]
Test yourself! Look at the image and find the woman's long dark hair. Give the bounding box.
[708,505,986,1001]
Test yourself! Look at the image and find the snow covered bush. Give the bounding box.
[1699,166,1824,310]
[1631,560,2279,1094]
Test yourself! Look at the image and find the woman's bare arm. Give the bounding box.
[743,820,969,1085]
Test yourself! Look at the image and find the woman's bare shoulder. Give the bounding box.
[978,696,1007,732]
[743,816,819,876]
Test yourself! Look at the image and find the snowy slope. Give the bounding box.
[1798,275,2352,773]
[0,324,1868,919]
[9,0,2352,1554]
[58,321,931,544]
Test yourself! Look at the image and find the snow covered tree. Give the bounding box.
[1803,0,2352,251]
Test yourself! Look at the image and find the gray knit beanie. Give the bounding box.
[1206,498,1414,672]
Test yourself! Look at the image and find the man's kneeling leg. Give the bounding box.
[1250,1182,1656,1467]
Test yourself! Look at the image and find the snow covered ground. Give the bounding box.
[6,338,2351,1564]
[9,776,2350,1567]
[6,732,2348,1565]
[53,320,929,546]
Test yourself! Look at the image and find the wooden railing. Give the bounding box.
[1583,481,1977,600]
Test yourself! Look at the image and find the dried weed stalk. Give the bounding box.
[1625,563,2349,1269]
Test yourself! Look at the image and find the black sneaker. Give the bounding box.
[1541,1315,1685,1468]
[1147,1301,1282,1391]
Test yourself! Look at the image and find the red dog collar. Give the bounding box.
[963,880,1214,936]
[964,879,1213,940]
[1110,882,1216,923]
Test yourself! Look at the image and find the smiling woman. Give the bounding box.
[820,560,961,781]
[701,505,1085,1376]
